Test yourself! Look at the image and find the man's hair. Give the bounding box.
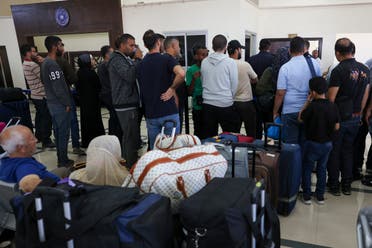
[143,31,162,50]
[31,45,38,52]
[100,45,111,57]
[259,39,271,51]
[309,76,328,94]
[192,44,207,56]
[44,36,61,52]
[290,36,305,54]
[20,44,32,57]
[212,34,227,52]
[164,37,178,50]
[335,38,354,56]
[0,126,26,154]
[115,34,135,49]
[304,40,310,49]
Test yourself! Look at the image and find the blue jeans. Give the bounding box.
[327,117,361,186]
[146,113,180,150]
[70,102,80,148]
[48,103,72,164]
[302,140,333,198]
[282,112,305,146]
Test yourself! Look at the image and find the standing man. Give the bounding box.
[201,34,239,138]
[98,45,123,141]
[137,33,185,149]
[273,36,321,145]
[20,44,54,149]
[41,36,74,167]
[248,39,273,79]
[186,45,209,138]
[107,34,140,167]
[327,38,370,196]
[228,40,258,137]
[56,43,84,154]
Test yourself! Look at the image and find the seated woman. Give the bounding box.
[69,135,129,186]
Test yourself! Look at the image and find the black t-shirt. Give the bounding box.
[136,53,179,119]
[301,99,340,143]
[329,58,370,113]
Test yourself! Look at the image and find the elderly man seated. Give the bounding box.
[0,125,65,184]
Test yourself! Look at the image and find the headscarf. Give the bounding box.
[69,135,129,186]
[78,53,92,69]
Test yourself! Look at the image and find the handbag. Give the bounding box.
[123,144,227,212]
[154,120,201,151]
[267,117,282,140]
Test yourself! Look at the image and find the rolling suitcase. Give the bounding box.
[357,207,372,248]
[231,142,279,208]
[254,122,302,216]
[179,178,280,248]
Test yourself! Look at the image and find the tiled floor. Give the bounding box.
[29,104,371,248]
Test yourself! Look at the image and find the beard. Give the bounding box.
[238,52,242,60]
[56,49,63,57]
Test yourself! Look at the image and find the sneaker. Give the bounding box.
[58,159,74,168]
[316,195,325,205]
[302,195,311,205]
[328,186,341,196]
[42,141,56,149]
[73,148,86,156]
[342,184,351,195]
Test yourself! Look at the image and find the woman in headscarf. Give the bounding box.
[76,54,105,148]
[69,135,129,186]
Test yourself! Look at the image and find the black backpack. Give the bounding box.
[11,180,174,248]
[179,178,280,248]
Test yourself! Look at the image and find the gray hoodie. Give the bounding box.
[201,52,238,108]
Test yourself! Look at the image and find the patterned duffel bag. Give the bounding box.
[123,144,227,211]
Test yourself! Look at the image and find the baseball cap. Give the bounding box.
[227,40,245,54]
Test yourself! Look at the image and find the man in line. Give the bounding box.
[186,45,209,138]
[248,39,273,79]
[20,44,54,149]
[41,36,74,167]
[228,40,258,137]
[108,34,140,167]
[273,36,321,145]
[201,34,239,138]
[98,45,123,141]
[56,43,85,154]
[0,125,66,183]
[327,38,370,196]
[137,33,185,149]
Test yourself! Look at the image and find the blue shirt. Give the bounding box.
[0,157,60,183]
[277,55,321,114]
[136,53,179,119]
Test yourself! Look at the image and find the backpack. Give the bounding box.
[11,179,174,248]
[179,178,280,248]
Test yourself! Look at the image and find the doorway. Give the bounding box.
[0,46,13,88]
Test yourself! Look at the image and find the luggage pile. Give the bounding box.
[9,121,301,247]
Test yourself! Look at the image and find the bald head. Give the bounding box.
[335,38,354,57]
[0,125,37,157]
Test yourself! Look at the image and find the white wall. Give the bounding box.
[122,0,248,52]
[336,33,372,64]
[34,33,110,53]
[259,3,372,72]
[0,17,25,88]
[259,0,372,8]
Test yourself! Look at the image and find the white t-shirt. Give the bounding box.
[234,60,257,102]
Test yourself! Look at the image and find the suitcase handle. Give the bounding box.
[231,143,262,179]
[158,120,177,148]
[264,122,283,150]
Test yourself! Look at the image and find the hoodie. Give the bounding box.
[201,52,238,108]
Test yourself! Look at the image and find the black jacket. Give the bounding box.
[107,51,139,109]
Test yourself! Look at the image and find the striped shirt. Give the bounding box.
[23,60,46,100]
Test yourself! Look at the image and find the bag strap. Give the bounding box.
[305,56,317,78]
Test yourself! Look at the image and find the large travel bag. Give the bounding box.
[254,122,302,216]
[357,206,372,248]
[11,179,174,248]
[231,142,280,208]
[179,178,280,248]
[123,144,227,211]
